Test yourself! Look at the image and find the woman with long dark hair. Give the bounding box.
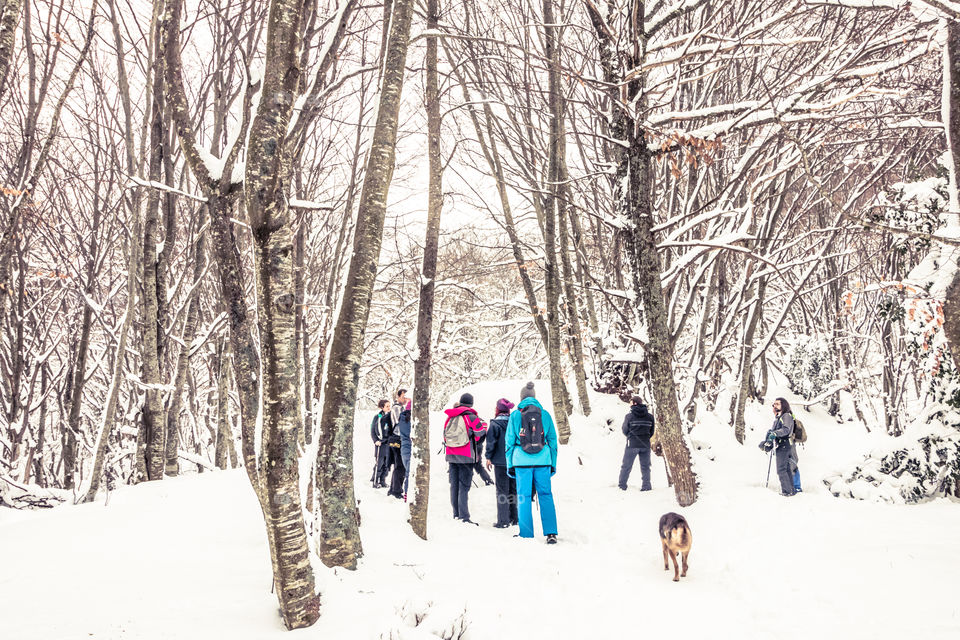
[764,397,800,496]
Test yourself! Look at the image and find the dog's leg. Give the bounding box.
[661,539,670,571]
[681,549,689,578]
[669,548,680,582]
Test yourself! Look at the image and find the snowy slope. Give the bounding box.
[1,381,959,639]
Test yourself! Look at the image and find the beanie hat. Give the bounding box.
[520,381,535,400]
[496,398,515,414]
[458,392,474,407]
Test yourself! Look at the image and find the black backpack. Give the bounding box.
[518,405,545,454]
[628,415,653,439]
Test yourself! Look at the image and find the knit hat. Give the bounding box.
[520,381,535,400]
[458,392,474,407]
[495,398,515,414]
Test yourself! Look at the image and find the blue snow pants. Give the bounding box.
[515,466,557,538]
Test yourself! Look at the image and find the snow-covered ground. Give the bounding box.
[2,381,959,639]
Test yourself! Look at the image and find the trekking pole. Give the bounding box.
[765,446,774,488]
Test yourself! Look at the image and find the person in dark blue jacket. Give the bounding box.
[392,389,413,500]
[505,382,559,543]
[485,397,517,528]
[371,399,391,488]
[619,396,654,491]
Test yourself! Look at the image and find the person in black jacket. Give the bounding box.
[485,397,517,528]
[619,396,654,491]
[371,399,391,488]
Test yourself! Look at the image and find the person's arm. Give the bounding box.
[770,413,794,438]
[545,411,558,472]
[649,414,655,439]
[485,421,498,460]
[622,414,631,436]
[391,403,401,427]
[371,415,379,443]
[504,413,518,471]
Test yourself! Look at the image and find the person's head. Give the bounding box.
[495,398,515,415]
[396,388,408,402]
[520,381,536,400]
[378,399,390,412]
[458,392,474,407]
[773,397,791,415]
[630,395,643,406]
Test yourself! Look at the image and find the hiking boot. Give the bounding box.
[546,534,558,544]
[461,518,479,526]
[618,485,627,491]
[493,522,510,529]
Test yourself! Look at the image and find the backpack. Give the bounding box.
[518,405,546,454]
[627,415,653,440]
[791,413,807,444]
[443,413,471,448]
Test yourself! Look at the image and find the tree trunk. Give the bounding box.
[542,0,571,442]
[214,336,231,469]
[315,0,414,569]
[733,272,766,443]
[941,22,960,365]
[0,0,24,101]
[242,0,320,628]
[585,0,697,506]
[557,143,591,416]
[140,28,167,483]
[408,0,442,540]
[164,218,206,475]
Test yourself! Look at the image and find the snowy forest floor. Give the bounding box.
[2,381,959,639]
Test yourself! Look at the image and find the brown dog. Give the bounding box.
[659,512,692,582]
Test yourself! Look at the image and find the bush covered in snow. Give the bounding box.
[825,417,960,503]
[829,172,960,503]
[784,338,835,401]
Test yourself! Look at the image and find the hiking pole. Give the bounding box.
[765,446,774,488]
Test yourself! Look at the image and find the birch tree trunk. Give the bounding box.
[0,0,23,101]
[242,0,319,628]
[408,0,442,540]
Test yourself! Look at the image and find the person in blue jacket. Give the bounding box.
[505,381,559,544]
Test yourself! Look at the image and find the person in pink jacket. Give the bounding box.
[443,393,487,524]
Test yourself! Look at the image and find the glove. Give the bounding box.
[765,431,776,441]
[507,468,515,479]
[551,467,556,476]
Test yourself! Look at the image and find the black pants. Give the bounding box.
[775,444,796,496]
[388,445,405,497]
[373,444,390,486]
[619,444,651,490]
[448,463,474,520]
[494,464,518,525]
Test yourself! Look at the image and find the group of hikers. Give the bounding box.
[370,383,802,544]
[370,381,559,543]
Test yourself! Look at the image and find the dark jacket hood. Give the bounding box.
[630,404,650,418]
